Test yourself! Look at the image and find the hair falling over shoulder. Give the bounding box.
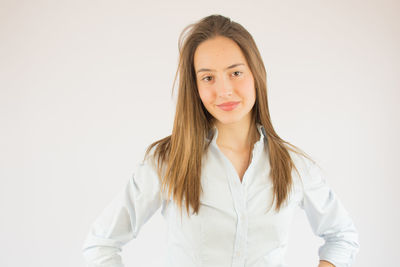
[143,14,314,216]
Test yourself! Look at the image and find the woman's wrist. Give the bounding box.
[319,260,335,267]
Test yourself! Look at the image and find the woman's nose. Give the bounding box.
[216,76,233,97]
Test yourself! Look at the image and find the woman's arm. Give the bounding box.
[81,159,163,267]
[299,159,360,267]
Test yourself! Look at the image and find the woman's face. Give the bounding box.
[194,36,256,127]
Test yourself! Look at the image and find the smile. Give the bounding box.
[216,101,240,111]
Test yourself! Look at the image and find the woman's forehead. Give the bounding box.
[194,37,247,70]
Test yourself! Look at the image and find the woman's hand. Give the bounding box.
[318,260,335,267]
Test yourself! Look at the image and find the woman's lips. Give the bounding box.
[217,101,240,111]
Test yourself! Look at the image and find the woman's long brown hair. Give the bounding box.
[143,14,314,216]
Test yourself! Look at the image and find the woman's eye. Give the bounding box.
[233,71,242,77]
[201,72,241,82]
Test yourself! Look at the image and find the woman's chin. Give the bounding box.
[214,117,244,126]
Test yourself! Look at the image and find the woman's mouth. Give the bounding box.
[216,101,240,111]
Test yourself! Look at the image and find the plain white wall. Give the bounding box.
[1,0,399,266]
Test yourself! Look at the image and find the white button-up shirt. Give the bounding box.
[82,123,359,267]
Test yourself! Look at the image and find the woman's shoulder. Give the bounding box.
[141,138,169,168]
[288,150,325,189]
[131,142,164,183]
[288,149,314,171]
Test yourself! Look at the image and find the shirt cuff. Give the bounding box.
[319,242,358,267]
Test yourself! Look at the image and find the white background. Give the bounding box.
[1,0,399,266]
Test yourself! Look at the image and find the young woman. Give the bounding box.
[82,14,359,267]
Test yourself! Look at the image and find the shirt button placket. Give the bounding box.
[232,186,247,267]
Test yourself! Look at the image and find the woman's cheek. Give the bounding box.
[199,88,215,104]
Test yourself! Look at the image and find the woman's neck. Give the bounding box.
[215,119,259,152]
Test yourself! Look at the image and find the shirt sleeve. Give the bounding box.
[81,157,164,267]
[299,160,360,267]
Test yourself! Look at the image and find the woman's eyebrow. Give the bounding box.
[196,63,245,74]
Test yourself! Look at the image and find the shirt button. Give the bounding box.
[236,251,241,257]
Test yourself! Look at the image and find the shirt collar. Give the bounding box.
[206,122,268,146]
